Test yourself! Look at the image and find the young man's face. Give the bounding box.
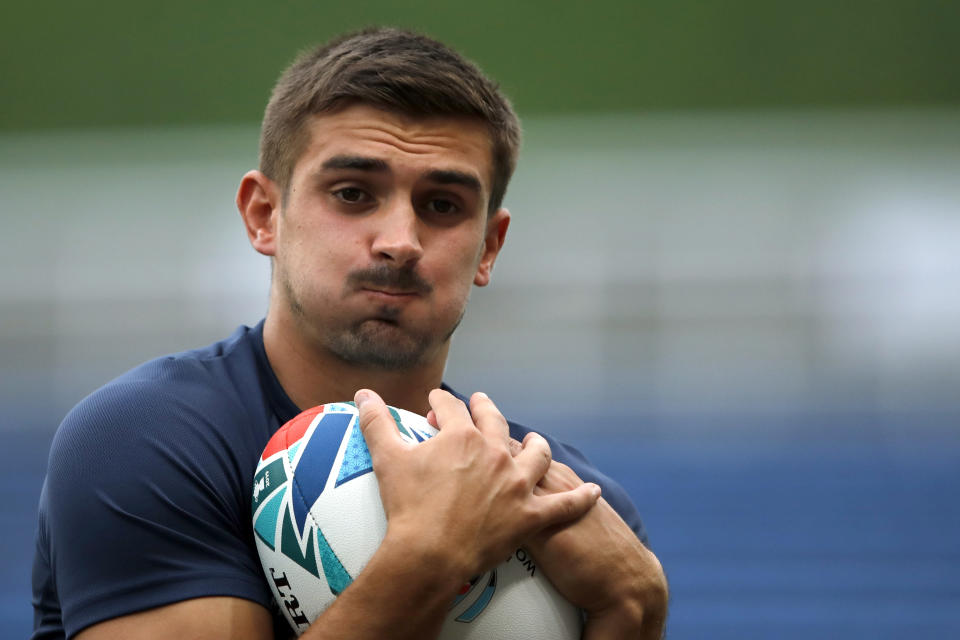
[271,104,509,370]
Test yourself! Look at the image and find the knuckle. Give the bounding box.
[461,425,483,446]
[488,440,511,463]
[526,433,551,457]
[507,474,528,495]
[540,441,553,465]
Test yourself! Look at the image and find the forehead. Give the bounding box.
[294,104,494,187]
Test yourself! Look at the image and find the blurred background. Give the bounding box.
[3,1,959,637]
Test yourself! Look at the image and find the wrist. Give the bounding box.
[304,529,465,640]
[378,523,474,597]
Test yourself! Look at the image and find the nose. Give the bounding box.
[370,199,424,266]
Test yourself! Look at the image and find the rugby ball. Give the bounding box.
[252,402,582,638]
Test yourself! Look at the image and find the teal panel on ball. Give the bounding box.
[316,527,353,596]
[388,407,412,439]
[253,485,287,550]
[281,504,319,578]
[252,457,287,512]
[286,441,301,464]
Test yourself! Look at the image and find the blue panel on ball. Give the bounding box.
[291,412,353,535]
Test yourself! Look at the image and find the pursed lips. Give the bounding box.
[359,287,421,299]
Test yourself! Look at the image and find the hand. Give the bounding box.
[355,388,601,582]
[524,449,668,640]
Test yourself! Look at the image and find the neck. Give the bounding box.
[262,308,447,417]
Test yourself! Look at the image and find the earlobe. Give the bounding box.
[474,208,510,287]
[237,170,281,257]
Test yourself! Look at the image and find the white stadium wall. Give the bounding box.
[2,110,960,437]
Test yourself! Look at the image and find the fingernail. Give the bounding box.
[476,391,489,399]
[355,390,371,408]
[590,483,602,498]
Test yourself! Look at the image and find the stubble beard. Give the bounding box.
[325,310,463,371]
[278,265,465,372]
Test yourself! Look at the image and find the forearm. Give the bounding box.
[582,592,667,640]
[582,543,669,640]
[525,460,669,640]
[584,614,659,640]
[300,530,467,640]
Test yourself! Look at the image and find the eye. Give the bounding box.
[333,187,370,204]
[424,198,459,215]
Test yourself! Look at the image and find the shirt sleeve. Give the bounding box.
[40,379,273,638]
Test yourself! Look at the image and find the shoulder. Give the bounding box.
[38,324,279,636]
[54,324,266,453]
[47,322,279,516]
[99,322,263,406]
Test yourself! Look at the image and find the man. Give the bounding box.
[33,28,667,639]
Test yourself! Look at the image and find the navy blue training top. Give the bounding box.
[32,321,647,639]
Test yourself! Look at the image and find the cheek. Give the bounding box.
[284,216,355,277]
[431,245,484,302]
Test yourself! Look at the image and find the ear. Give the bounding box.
[236,170,281,257]
[474,208,510,287]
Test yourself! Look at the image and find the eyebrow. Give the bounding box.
[424,169,482,194]
[319,155,482,194]
[321,155,389,172]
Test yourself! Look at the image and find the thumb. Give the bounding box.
[355,389,404,459]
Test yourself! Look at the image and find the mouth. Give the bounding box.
[359,287,421,300]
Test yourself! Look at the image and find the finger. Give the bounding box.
[426,409,439,430]
[508,437,523,457]
[355,389,408,460]
[427,388,473,433]
[533,483,602,530]
[521,431,546,459]
[513,431,553,486]
[468,392,509,443]
[537,460,582,493]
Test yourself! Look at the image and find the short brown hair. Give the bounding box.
[259,27,521,212]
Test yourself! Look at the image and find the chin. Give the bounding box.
[324,322,435,371]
